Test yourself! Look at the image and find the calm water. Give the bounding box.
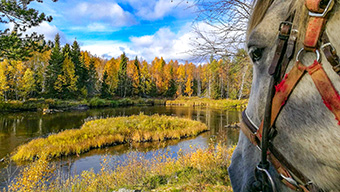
[0,106,241,187]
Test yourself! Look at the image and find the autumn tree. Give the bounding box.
[185,63,195,97]
[0,61,8,100]
[21,68,35,100]
[54,51,78,99]
[131,56,141,96]
[176,65,186,97]
[140,60,153,97]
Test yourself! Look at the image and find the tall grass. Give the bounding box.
[166,97,248,110]
[6,143,235,192]
[11,114,208,162]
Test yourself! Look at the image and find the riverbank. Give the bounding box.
[11,114,209,162]
[7,144,235,192]
[0,97,247,112]
[166,97,248,110]
[0,98,167,112]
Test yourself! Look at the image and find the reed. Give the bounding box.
[11,114,208,162]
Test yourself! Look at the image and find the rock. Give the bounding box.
[225,122,240,128]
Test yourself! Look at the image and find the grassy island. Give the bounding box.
[11,114,208,162]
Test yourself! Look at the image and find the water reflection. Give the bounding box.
[0,106,241,187]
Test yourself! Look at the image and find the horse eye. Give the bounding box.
[249,47,264,62]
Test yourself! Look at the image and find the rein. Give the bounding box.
[241,0,340,191]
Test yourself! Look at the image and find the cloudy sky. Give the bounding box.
[26,0,200,62]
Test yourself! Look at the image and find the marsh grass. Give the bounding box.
[6,143,235,192]
[166,97,248,110]
[11,114,208,162]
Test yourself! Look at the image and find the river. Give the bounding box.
[0,106,241,188]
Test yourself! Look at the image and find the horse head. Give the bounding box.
[229,0,340,191]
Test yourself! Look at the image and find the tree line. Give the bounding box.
[0,34,252,101]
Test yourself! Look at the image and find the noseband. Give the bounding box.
[241,0,340,191]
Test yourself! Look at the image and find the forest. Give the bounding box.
[0,34,252,102]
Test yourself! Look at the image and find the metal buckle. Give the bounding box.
[278,22,292,40]
[296,48,321,63]
[321,42,336,52]
[256,165,277,192]
[309,0,334,17]
[279,21,292,31]
[280,174,299,188]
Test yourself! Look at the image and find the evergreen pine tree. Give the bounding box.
[87,59,98,98]
[117,53,128,97]
[71,40,88,98]
[100,71,110,98]
[45,33,64,98]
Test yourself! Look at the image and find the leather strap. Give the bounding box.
[307,60,340,124]
[256,63,306,140]
[268,19,293,77]
[304,17,326,50]
[321,33,340,75]
[305,0,324,13]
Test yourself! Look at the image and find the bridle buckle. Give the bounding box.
[255,165,277,192]
[309,0,334,17]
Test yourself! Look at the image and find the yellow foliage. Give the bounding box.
[7,144,236,192]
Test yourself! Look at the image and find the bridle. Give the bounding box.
[241,0,340,191]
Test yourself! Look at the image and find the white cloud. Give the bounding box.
[80,22,202,62]
[118,0,195,21]
[71,2,137,27]
[7,22,67,44]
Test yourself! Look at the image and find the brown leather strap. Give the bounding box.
[321,33,340,75]
[307,60,340,124]
[256,63,306,139]
[268,21,293,76]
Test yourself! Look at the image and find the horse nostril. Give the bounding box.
[249,47,264,62]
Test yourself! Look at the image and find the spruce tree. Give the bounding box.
[71,40,88,98]
[100,71,110,98]
[45,33,63,98]
[87,59,98,98]
[117,53,128,97]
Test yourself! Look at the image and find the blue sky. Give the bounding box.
[25,0,201,62]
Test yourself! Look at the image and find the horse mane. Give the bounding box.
[248,0,274,35]
[248,0,340,41]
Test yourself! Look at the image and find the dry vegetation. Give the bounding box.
[11,114,208,162]
[6,143,235,192]
[166,97,248,110]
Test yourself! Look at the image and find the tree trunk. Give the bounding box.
[238,64,249,100]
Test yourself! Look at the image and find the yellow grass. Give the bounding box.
[6,144,235,192]
[166,97,248,110]
[11,114,209,162]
